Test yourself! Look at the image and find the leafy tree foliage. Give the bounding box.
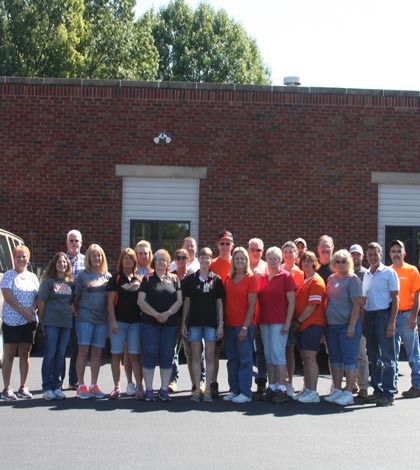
[0,0,270,84]
[147,0,271,84]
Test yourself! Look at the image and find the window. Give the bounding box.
[384,226,420,267]
[130,220,190,257]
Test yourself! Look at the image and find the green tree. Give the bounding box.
[145,0,271,84]
[0,0,85,77]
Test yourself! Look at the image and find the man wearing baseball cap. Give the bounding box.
[389,239,420,398]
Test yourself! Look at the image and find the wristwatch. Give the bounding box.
[241,325,248,330]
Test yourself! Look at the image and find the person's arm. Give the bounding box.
[1,288,34,322]
[238,292,257,342]
[409,289,420,330]
[216,298,224,340]
[158,290,183,324]
[107,291,118,334]
[294,304,316,330]
[181,297,191,338]
[37,299,46,326]
[282,290,296,334]
[137,291,161,320]
[347,297,362,338]
[387,290,399,338]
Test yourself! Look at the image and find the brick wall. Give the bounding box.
[1,77,420,267]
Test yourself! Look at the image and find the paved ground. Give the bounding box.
[1,357,420,469]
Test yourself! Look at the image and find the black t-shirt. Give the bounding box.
[107,272,142,323]
[139,273,181,327]
[318,262,333,284]
[182,271,225,328]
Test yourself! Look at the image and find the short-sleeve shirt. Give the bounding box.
[0,269,39,326]
[139,273,181,327]
[224,274,258,326]
[74,270,111,324]
[182,271,225,328]
[67,253,85,279]
[257,269,296,324]
[210,257,232,283]
[107,272,142,323]
[390,262,420,311]
[287,265,305,289]
[326,273,362,325]
[38,277,73,329]
[362,263,399,311]
[295,273,326,331]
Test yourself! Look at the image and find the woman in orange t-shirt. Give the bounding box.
[223,247,257,403]
[293,251,326,404]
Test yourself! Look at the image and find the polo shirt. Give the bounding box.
[362,263,399,311]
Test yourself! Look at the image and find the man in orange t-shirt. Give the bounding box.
[209,230,234,397]
[390,239,420,398]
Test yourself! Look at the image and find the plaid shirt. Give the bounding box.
[67,253,85,279]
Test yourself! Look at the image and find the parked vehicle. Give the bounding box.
[0,229,26,367]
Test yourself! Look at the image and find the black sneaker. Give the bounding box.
[271,390,288,404]
[262,388,275,401]
[365,392,382,403]
[376,395,395,407]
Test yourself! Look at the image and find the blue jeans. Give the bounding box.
[224,325,255,398]
[395,310,420,388]
[42,326,72,391]
[365,309,397,397]
[140,323,178,369]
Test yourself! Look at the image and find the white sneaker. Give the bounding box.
[232,393,252,403]
[223,392,237,401]
[286,383,294,398]
[324,389,343,403]
[293,388,309,401]
[54,389,66,400]
[126,383,137,396]
[297,390,320,403]
[334,390,354,406]
[43,390,55,400]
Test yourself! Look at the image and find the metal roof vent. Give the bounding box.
[283,76,301,86]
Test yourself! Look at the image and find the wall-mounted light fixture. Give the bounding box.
[153,132,172,144]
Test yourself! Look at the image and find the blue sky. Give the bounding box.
[135,0,420,91]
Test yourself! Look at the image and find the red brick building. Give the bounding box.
[2,76,420,268]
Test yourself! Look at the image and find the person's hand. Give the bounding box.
[386,321,396,338]
[346,325,355,338]
[216,326,224,341]
[238,328,247,343]
[111,320,119,334]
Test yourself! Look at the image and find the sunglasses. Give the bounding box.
[176,256,187,260]
[249,248,262,252]
[335,260,347,264]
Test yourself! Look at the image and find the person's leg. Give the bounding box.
[140,324,159,392]
[237,325,255,398]
[68,315,79,387]
[2,343,18,390]
[159,326,178,390]
[42,325,59,391]
[325,325,343,390]
[111,353,123,388]
[190,340,203,389]
[204,341,216,393]
[376,312,397,397]
[123,345,133,385]
[90,347,103,385]
[365,312,382,395]
[126,322,143,389]
[17,341,32,388]
[224,326,240,395]
[182,338,195,387]
[76,345,89,385]
[356,335,369,395]
[300,350,319,390]
[341,319,362,393]
[397,311,420,390]
[52,327,71,390]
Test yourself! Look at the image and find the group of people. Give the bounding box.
[1,229,420,408]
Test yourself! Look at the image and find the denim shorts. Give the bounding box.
[76,321,107,349]
[188,326,217,342]
[295,324,324,352]
[109,321,141,355]
[326,320,362,370]
[259,323,288,366]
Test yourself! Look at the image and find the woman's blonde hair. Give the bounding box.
[331,249,354,274]
[85,244,108,273]
[230,247,252,278]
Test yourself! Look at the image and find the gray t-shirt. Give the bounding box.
[74,270,111,324]
[326,273,362,325]
[354,266,368,282]
[38,277,73,329]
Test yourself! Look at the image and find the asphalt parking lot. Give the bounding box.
[1,357,420,470]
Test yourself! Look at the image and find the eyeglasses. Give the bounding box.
[249,248,262,253]
[335,260,347,264]
[176,256,187,260]
[219,242,231,246]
